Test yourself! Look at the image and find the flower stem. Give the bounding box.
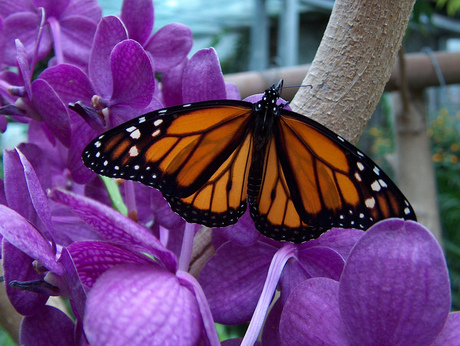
[241,243,296,346]
[178,223,195,272]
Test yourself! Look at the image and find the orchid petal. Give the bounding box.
[182,48,226,102]
[84,264,201,345]
[120,0,154,45]
[110,40,155,109]
[339,219,451,345]
[279,278,349,345]
[145,23,192,71]
[19,305,75,345]
[198,241,275,324]
[89,15,127,98]
[2,240,48,316]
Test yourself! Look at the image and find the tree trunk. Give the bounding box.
[290,0,417,145]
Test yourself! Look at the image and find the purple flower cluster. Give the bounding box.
[0,0,458,345]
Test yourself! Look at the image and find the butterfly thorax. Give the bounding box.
[248,86,281,204]
[251,86,281,151]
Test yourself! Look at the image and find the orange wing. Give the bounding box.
[249,136,319,243]
[275,110,415,236]
[82,101,255,226]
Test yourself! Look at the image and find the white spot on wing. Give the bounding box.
[126,126,137,133]
[138,116,146,123]
[152,129,161,137]
[357,162,365,171]
[354,172,362,182]
[373,166,380,175]
[371,180,381,191]
[129,146,139,157]
[130,129,141,139]
[154,119,163,127]
[365,197,376,209]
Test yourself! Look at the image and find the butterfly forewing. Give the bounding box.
[83,102,254,197]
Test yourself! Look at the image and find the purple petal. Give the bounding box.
[58,248,87,320]
[0,179,6,205]
[161,58,186,106]
[432,312,460,345]
[296,246,344,280]
[15,39,32,99]
[261,299,283,345]
[49,189,177,272]
[89,16,128,98]
[60,15,97,67]
[176,270,220,345]
[84,264,201,345]
[120,0,153,45]
[279,278,349,345]
[182,48,226,102]
[244,93,292,111]
[3,148,38,222]
[2,240,48,316]
[31,79,71,147]
[67,240,152,290]
[19,305,75,345]
[15,148,55,241]
[0,205,63,274]
[216,210,261,246]
[150,189,185,231]
[67,109,98,184]
[61,0,102,23]
[339,219,451,345]
[145,23,192,71]
[38,63,94,107]
[108,101,161,127]
[226,82,241,100]
[198,241,275,324]
[2,12,51,66]
[0,0,35,17]
[298,227,364,260]
[109,39,155,109]
[33,0,70,18]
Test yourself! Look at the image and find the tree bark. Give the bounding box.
[290,0,417,144]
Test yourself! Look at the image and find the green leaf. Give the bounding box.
[100,176,127,216]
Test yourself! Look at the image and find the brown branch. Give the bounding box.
[290,0,417,144]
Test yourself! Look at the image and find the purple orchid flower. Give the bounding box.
[49,188,220,345]
[38,16,160,183]
[198,215,364,329]
[0,0,102,68]
[119,0,192,72]
[276,219,460,345]
[162,46,240,107]
[0,148,88,343]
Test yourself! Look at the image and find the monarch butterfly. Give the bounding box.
[82,80,416,243]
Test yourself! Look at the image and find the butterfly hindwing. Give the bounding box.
[249,136,322,243]
[166,132,253,227]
